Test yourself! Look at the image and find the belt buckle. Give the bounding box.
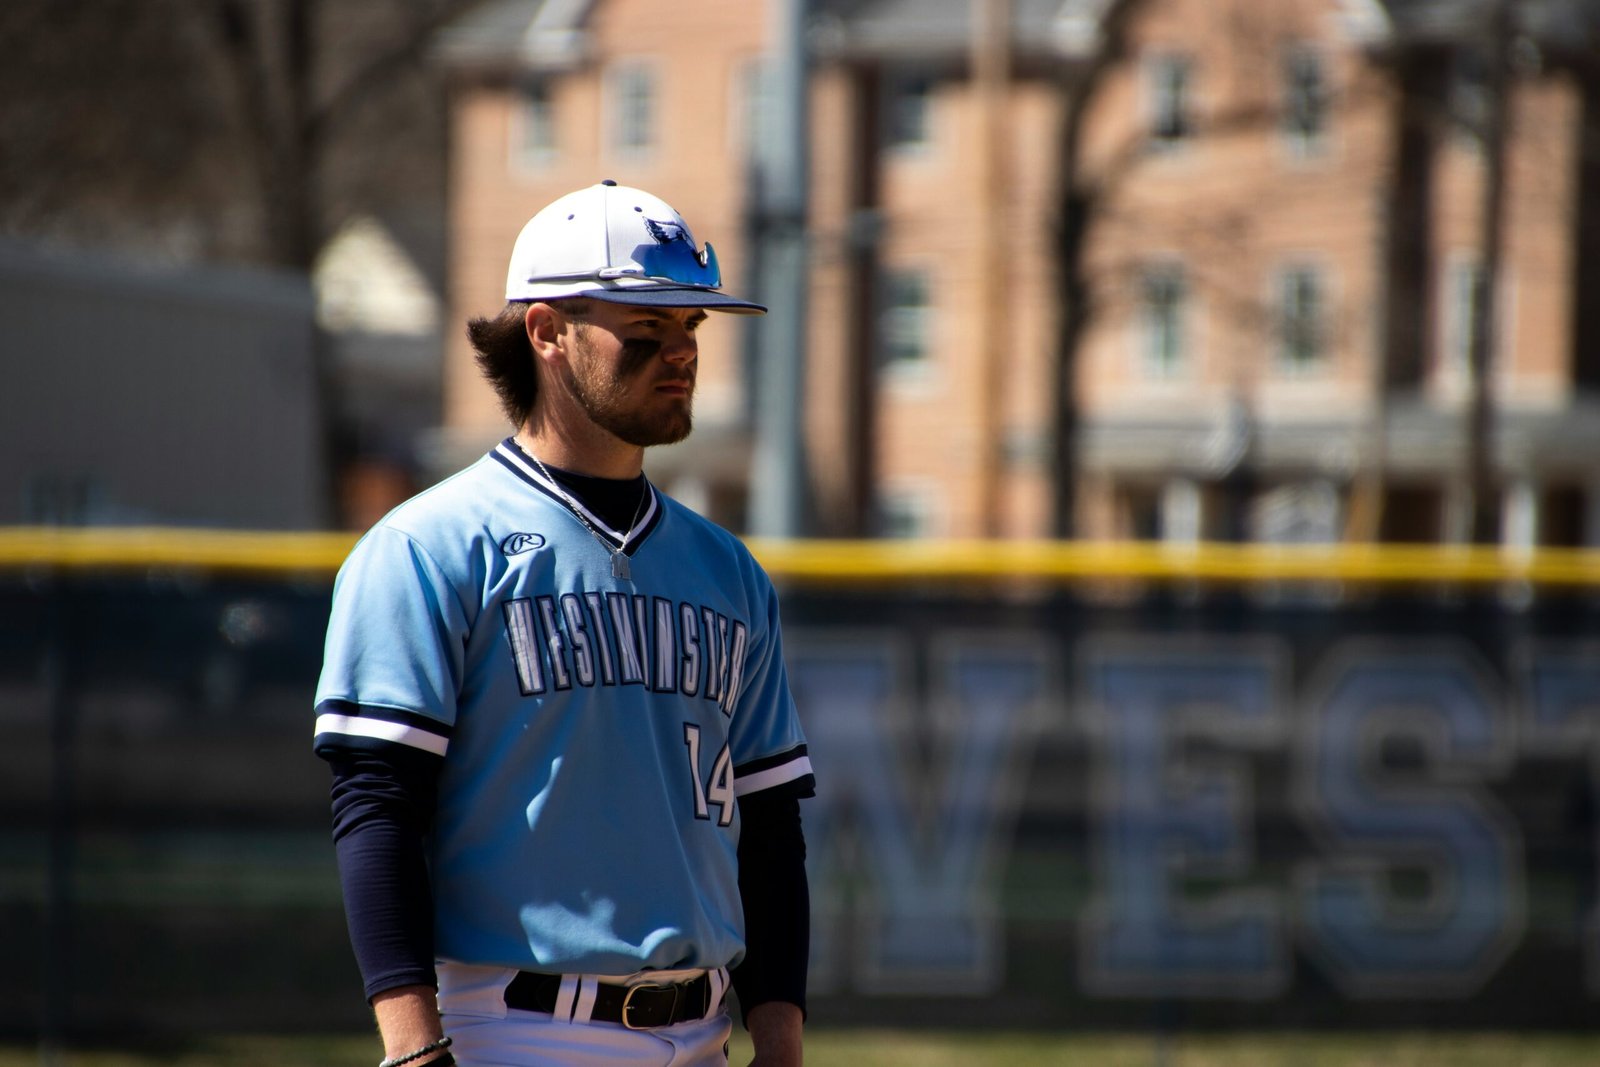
[621,982,679,1030]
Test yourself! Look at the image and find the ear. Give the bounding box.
[524,303,570,365]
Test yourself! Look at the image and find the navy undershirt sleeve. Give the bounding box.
[730,788,810,1024]
[325,747,442,1002]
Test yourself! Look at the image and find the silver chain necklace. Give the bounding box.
[527,453,649,580]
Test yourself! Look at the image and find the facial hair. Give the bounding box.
[564,327,694,447]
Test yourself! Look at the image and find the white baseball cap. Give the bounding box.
[504,180,767,314]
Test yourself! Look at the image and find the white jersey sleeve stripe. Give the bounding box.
[733,754,813,796]
[314,712,450,757]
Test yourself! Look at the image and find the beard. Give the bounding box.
[564,328,694,447]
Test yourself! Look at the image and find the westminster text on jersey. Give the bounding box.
[503,588,748,716]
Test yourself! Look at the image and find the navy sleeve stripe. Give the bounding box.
[314,732,449,762]
[314,701,452,757]
[750,772,816,800]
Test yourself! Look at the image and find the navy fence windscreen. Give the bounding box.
[3,573,1598,1037]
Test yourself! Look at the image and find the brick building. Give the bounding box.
[434,0,1600,544]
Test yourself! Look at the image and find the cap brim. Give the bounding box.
[578,287,767,315]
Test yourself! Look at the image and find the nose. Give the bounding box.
[660,323,698,365]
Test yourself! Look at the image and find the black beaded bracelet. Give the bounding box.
[379,1035,453,1067]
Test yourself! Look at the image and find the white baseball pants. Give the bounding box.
[437,961,733,1067]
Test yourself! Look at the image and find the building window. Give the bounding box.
[1442,257,1483,384]
[1119,485,1161,540]
[875,485,938,539]
[608,62,656,157]
[1146,54,1194,149]
[1281,47,1327,157]
[1449,46,1493,148]
[878,269,933,374]
[1274,265,1326,370]
[1540,485,1587,548]
[730,57,774,163]
[1138,264,1188,376]
[885,70,935,151]
[1121,480,1210,542]
[1380,484,1445,543]
[510,80,557,169]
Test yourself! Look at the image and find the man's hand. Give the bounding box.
[745,1000,803,1066]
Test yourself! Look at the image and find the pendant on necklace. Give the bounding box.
[611,550,631,580]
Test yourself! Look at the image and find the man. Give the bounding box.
[314,180,814,1067]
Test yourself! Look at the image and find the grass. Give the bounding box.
[3,1031,1598,1067]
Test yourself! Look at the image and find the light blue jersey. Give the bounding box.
[314,439,814,976]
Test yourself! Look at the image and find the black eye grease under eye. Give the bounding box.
[620,338,663,376]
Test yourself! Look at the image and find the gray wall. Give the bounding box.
[0,243,329,528]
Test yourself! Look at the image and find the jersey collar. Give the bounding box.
[490,438,664,556]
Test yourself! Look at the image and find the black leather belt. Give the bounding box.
[503,971,713,1030]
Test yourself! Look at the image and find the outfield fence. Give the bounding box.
[4,529,1600,1039]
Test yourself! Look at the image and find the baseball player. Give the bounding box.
[313,180,815,1067]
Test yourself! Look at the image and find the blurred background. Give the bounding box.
[3,0,1600,1061]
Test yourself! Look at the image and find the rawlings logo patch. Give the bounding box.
[499,532,547,556]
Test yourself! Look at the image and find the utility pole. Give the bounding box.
[748,0,811,538]
[1465,0,1513,544]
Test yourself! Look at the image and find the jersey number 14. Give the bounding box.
[683,723,735,827]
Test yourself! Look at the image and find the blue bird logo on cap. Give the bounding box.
[644,216,712,269]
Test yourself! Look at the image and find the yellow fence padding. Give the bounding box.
[2,526,1600,586]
